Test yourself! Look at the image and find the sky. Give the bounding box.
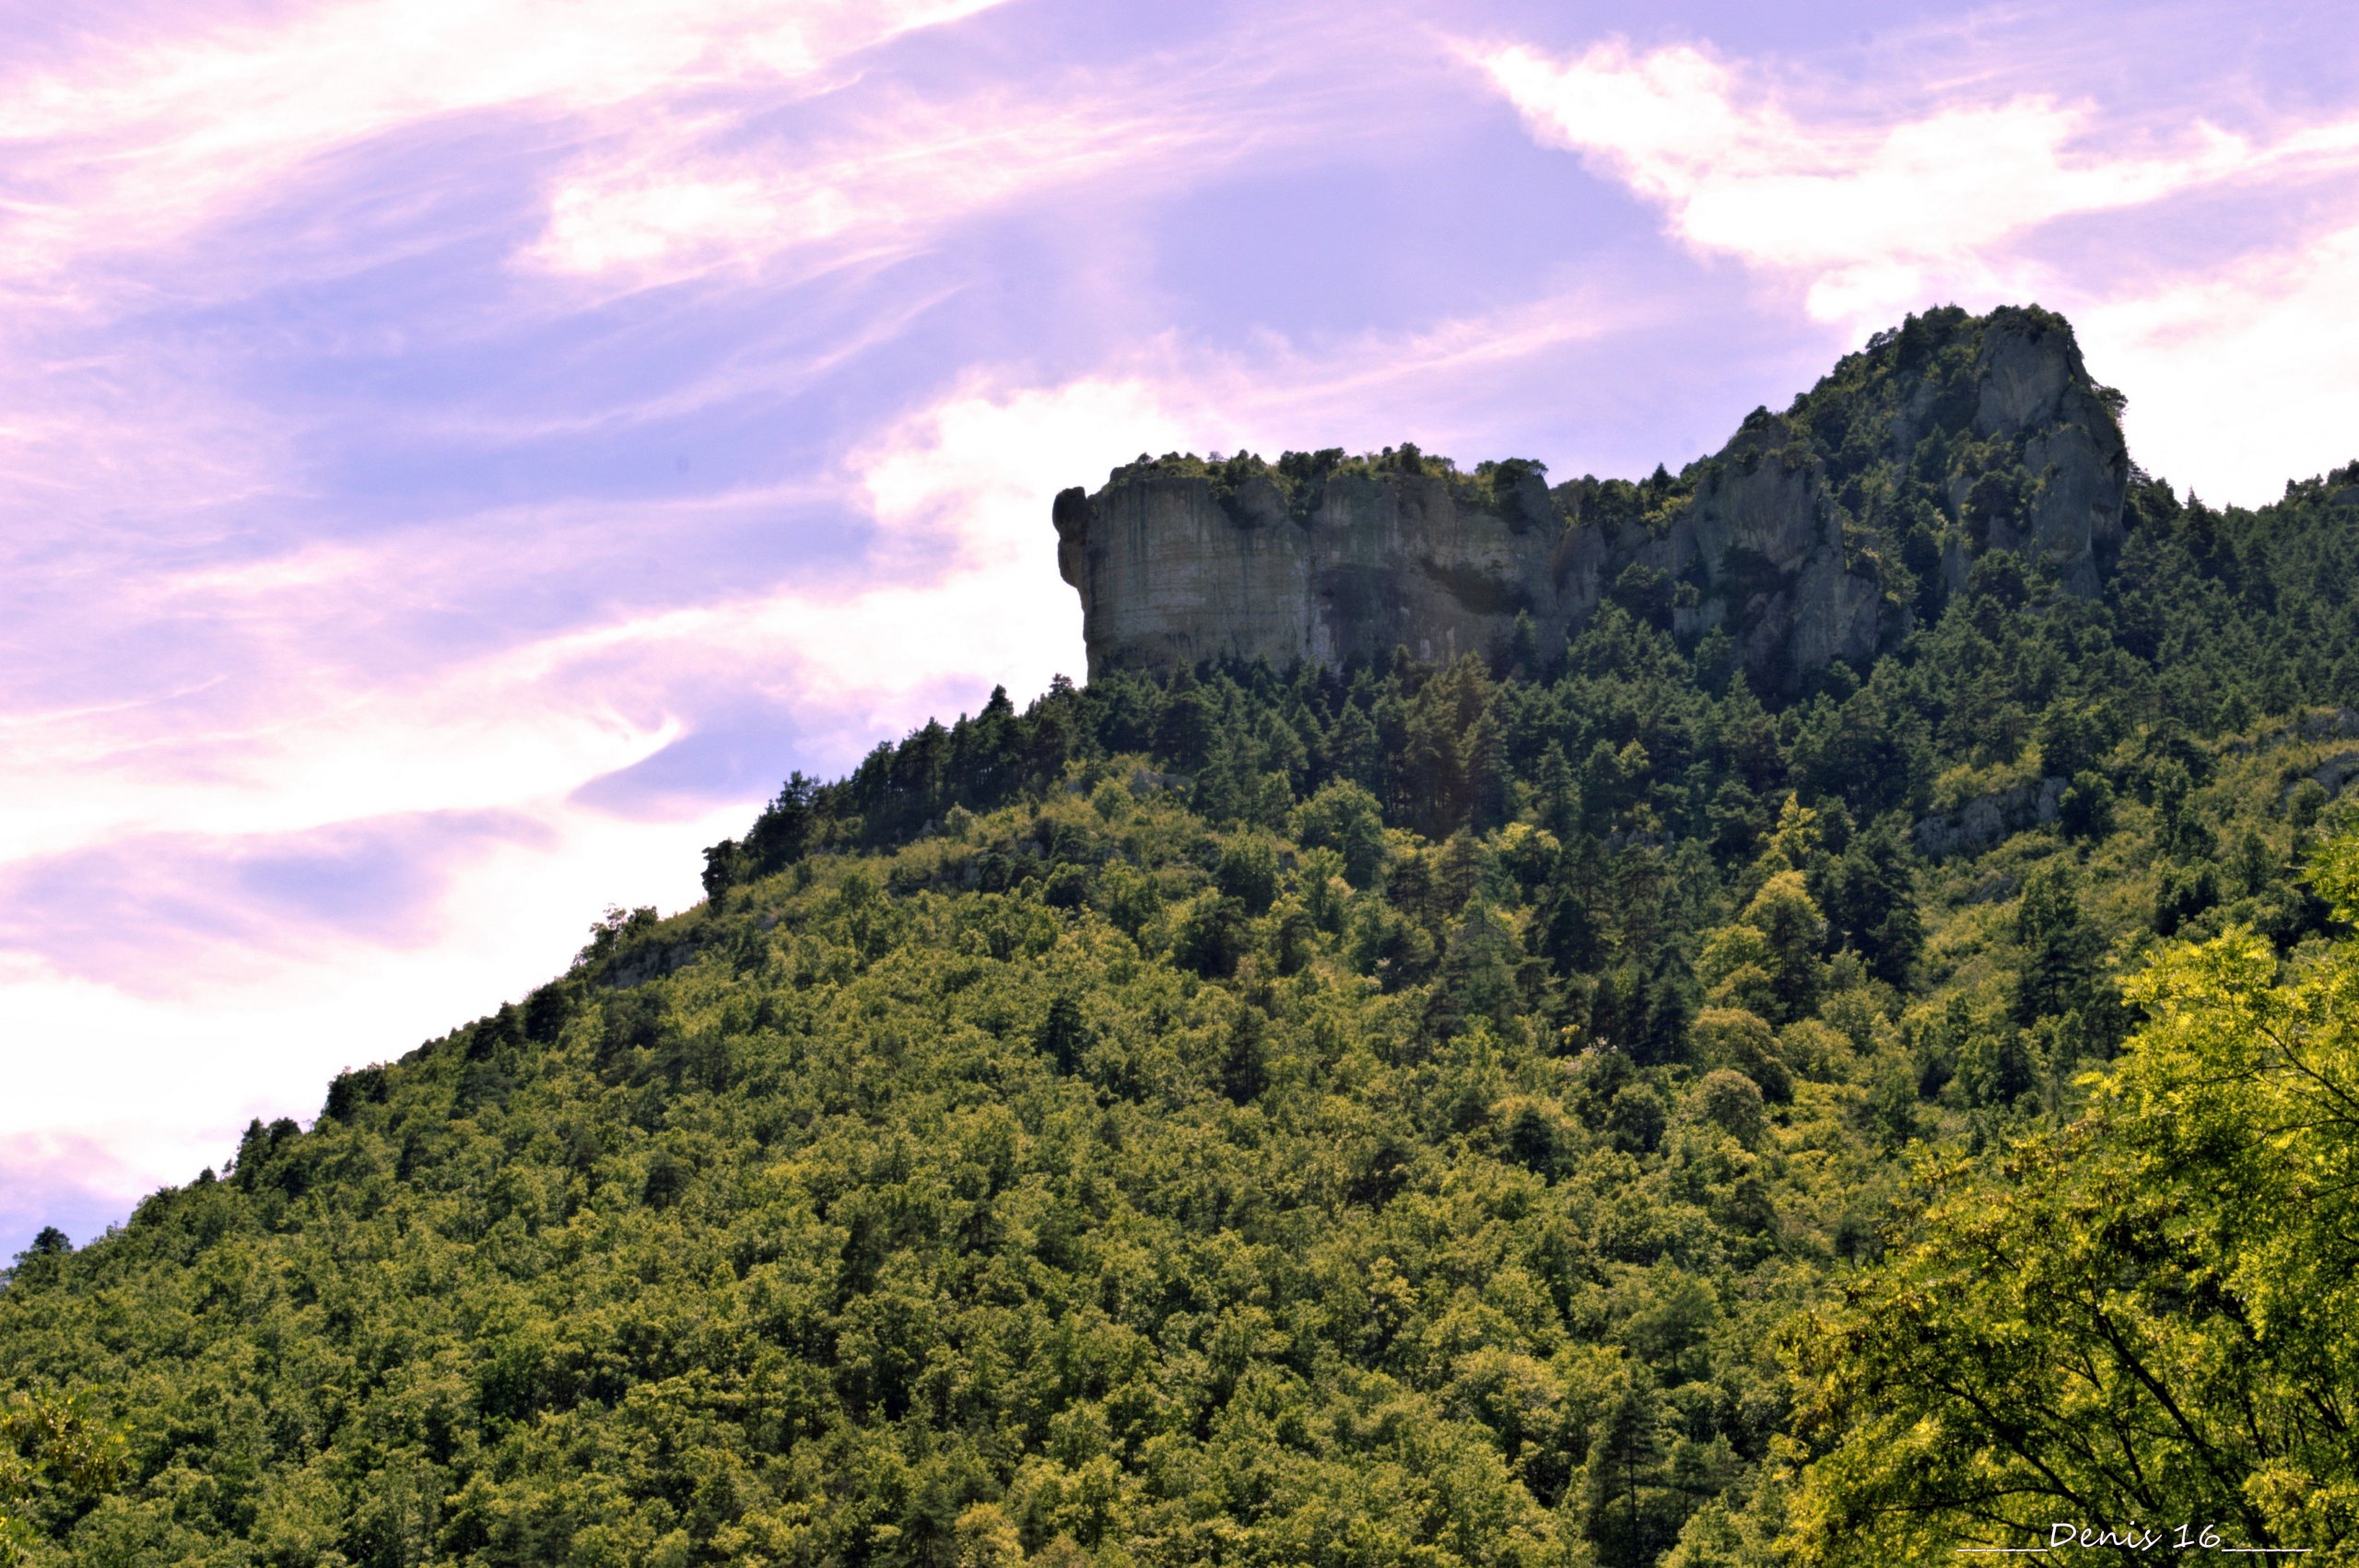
[5,0,2359,1258]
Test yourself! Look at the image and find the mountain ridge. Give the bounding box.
[6,305,2359,1565]
[1055,304,2127,691]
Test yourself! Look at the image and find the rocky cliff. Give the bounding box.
[1054,305,2129,688]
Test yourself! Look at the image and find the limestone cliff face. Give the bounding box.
[1055,468,1560,674]
[1055,306,2129,685]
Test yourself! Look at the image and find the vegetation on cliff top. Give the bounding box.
[1093,306,2140,626]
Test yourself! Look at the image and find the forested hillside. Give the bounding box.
[6,310,2357,1565]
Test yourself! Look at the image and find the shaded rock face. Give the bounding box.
[1055,472,1561,674]
[1676,415,1883,676]
[1056,308,2129,685]
[1963,314,2129,593]
[1915,776,2067,860]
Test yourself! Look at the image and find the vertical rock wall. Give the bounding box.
[1055,308,2129,685]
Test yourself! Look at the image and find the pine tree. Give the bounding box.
[2013,864,2101,1027]
[1581,1371,1673,1568]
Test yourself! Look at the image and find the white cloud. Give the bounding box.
[0,797,743,1236]
[534,169,807,279]
[2081,219,2359,500]
[791,376,1195,695]
[1471,33,2359,501]
[0,370,1201,1243]
[0,0,1009,298]
[0,628,680,865]
[0,363,1234,976]
[1470,37,2359,327]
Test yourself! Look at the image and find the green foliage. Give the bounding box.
[9,313,2359,1563]
[1,773,1854,1562]
[2011,863,2101,1028]
[1293,780,1387,889]
[1785,834,2359,1560]
[0,1386,125,1563]
[2056,770,2114,840]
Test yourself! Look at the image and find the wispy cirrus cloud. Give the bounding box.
[525,95,1224,287]
[516,41,1367,289]
[0,0,1009,300]
[0,0,1036,745]
[0,810,557,989]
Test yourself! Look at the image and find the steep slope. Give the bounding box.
[6,306,2359,1566]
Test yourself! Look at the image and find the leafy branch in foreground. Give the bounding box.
[1783,835,2359,1562]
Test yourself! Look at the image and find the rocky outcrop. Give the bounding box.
[2301,707,2359,741]
[1055,307,2130,685]
[1914,777,2067,860]
[1964,313,2129,593]
[1054,426,1890,687]
[2305,752,2359,803]
[1054,469,1563,673]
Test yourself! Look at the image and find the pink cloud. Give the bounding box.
[0,0,1013,303]
[0,810,557,993]
[2081,218,2359,500]
[514,43,1369,290]
[522,95,1208,287]
[1469,35,2359,325]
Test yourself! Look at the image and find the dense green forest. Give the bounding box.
[6,310,2358,1564]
